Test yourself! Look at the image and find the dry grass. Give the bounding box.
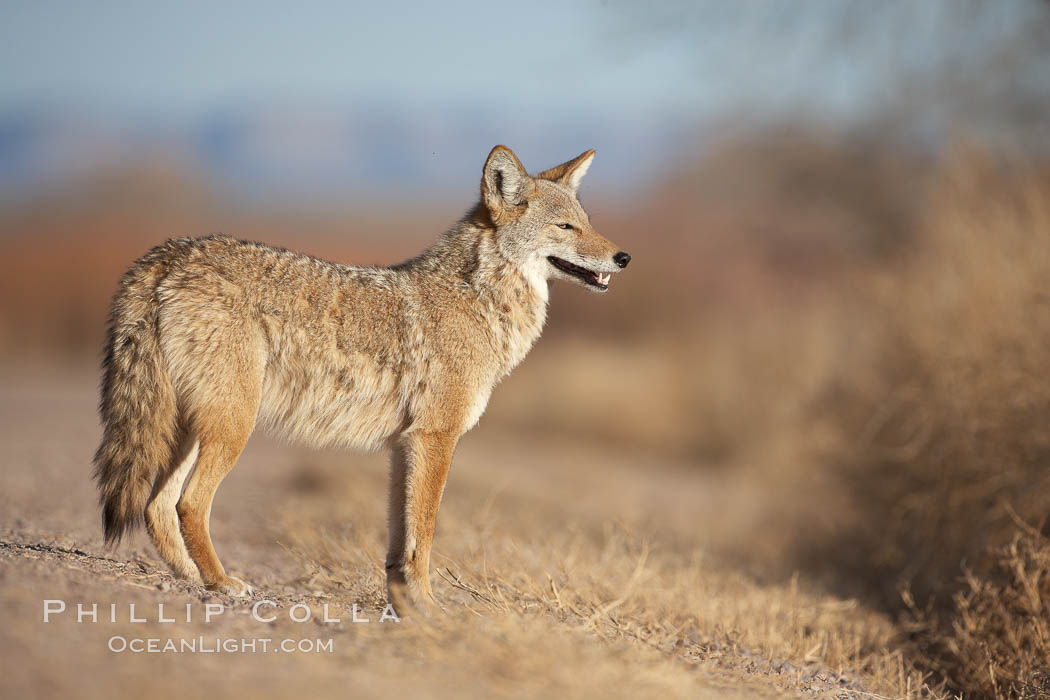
[914,528,1050,699]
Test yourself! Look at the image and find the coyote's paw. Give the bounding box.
[386,569,440,620]
[207,576,253,598]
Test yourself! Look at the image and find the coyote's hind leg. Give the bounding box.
[177,408,256,597]
[145,428,201,581]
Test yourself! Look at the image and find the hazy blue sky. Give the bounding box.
[0,1,696,119]
[3,1,1046,127]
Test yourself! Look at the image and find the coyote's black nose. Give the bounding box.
[613,251,631,269]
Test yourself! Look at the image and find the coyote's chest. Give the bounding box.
[459,284,548,432]
[478,267,549,380]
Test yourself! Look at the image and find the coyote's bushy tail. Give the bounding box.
[93,249,179,544]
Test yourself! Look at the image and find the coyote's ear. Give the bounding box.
[482,145,535,221]
[537,149,594,193]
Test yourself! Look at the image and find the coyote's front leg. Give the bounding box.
[386,429,457,614]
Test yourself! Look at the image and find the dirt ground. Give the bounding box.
[1,360,909,699]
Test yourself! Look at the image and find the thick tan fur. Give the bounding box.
[93,145,629,610]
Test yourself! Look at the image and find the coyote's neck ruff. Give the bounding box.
[93,145,631,612]
[400,212,550,382]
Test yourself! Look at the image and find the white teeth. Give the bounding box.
[599,273,610,285]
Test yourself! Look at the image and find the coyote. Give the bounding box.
[93,145,631,610]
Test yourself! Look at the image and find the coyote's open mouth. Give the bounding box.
[547,256,610,290]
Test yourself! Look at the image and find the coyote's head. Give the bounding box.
[481,145,630,295]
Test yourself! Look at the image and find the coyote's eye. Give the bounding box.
[555,223,574,230]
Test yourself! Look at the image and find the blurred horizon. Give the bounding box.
[3,1,1048,208]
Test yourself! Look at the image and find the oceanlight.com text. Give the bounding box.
[107,636,334,654]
